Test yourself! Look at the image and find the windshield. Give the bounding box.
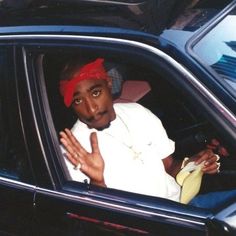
[193,8,236,95]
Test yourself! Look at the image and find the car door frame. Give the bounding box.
[0,44,37,236]
[14,29,236,235]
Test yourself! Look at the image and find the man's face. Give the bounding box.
[71,78,115,130]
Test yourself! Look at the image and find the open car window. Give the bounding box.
[37,47,236,211]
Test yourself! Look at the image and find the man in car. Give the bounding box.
[59,57,234,208]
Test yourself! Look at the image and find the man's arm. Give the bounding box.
[162,155,182,177]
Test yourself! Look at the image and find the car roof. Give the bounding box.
[0,0,234,36]
[0,0,156,32]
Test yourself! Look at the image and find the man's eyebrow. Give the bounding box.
[73,90,80,97]
[73,83,103,97]
[88,84,103,91]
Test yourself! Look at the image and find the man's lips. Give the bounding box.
[86,110,107,123]
[84,110,112,130]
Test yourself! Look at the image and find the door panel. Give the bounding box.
[0,181,35,235]
[34,187,208,236]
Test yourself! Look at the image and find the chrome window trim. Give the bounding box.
[0,176,36,190]
[35,186,206,228]
[0,177,205,228]
[186,0,236,50]
[22,50,56,188]
[0,175,206,228]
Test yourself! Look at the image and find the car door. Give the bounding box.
[0,46,36,235]
[0,1,235,235]
[16,28,234,236]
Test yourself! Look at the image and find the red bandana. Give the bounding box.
[59,58,109,107]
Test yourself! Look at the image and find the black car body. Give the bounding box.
[0,0,236,235]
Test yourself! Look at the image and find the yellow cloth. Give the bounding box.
[176,161,204,204]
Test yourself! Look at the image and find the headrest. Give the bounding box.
[114,80,151,103]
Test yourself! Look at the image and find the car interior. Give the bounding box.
[42,52,236,207]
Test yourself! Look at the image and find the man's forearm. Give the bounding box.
[163,155,183,177]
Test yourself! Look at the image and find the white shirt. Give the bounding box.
[63,103,180,201]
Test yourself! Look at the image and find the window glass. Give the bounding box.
[193,9,236,94]
[0,49,34,183]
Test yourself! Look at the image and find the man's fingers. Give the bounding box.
[193,150,221,174]
[64,129,82,147]
[63,129,87,156]
[203,154,217,166]
[90,132,100,154]
[60,137,73,153]
[60,139,84,168]
[195,149,215,165]
[65,152,78,166]
[203,162,220,174]
[59,131,69,141]
[60,130,82,160]
[60,130,74,148]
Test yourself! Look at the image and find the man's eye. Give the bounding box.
[92,90,101,97]
[73,98,82,105]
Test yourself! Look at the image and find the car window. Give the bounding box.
[0,49,34,184]
[40,49,236,210]
[193,8,236,94]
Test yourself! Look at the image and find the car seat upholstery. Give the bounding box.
[106,63,152,103]
[114,80,151,103]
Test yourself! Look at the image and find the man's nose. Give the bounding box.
[85,98,98,115]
